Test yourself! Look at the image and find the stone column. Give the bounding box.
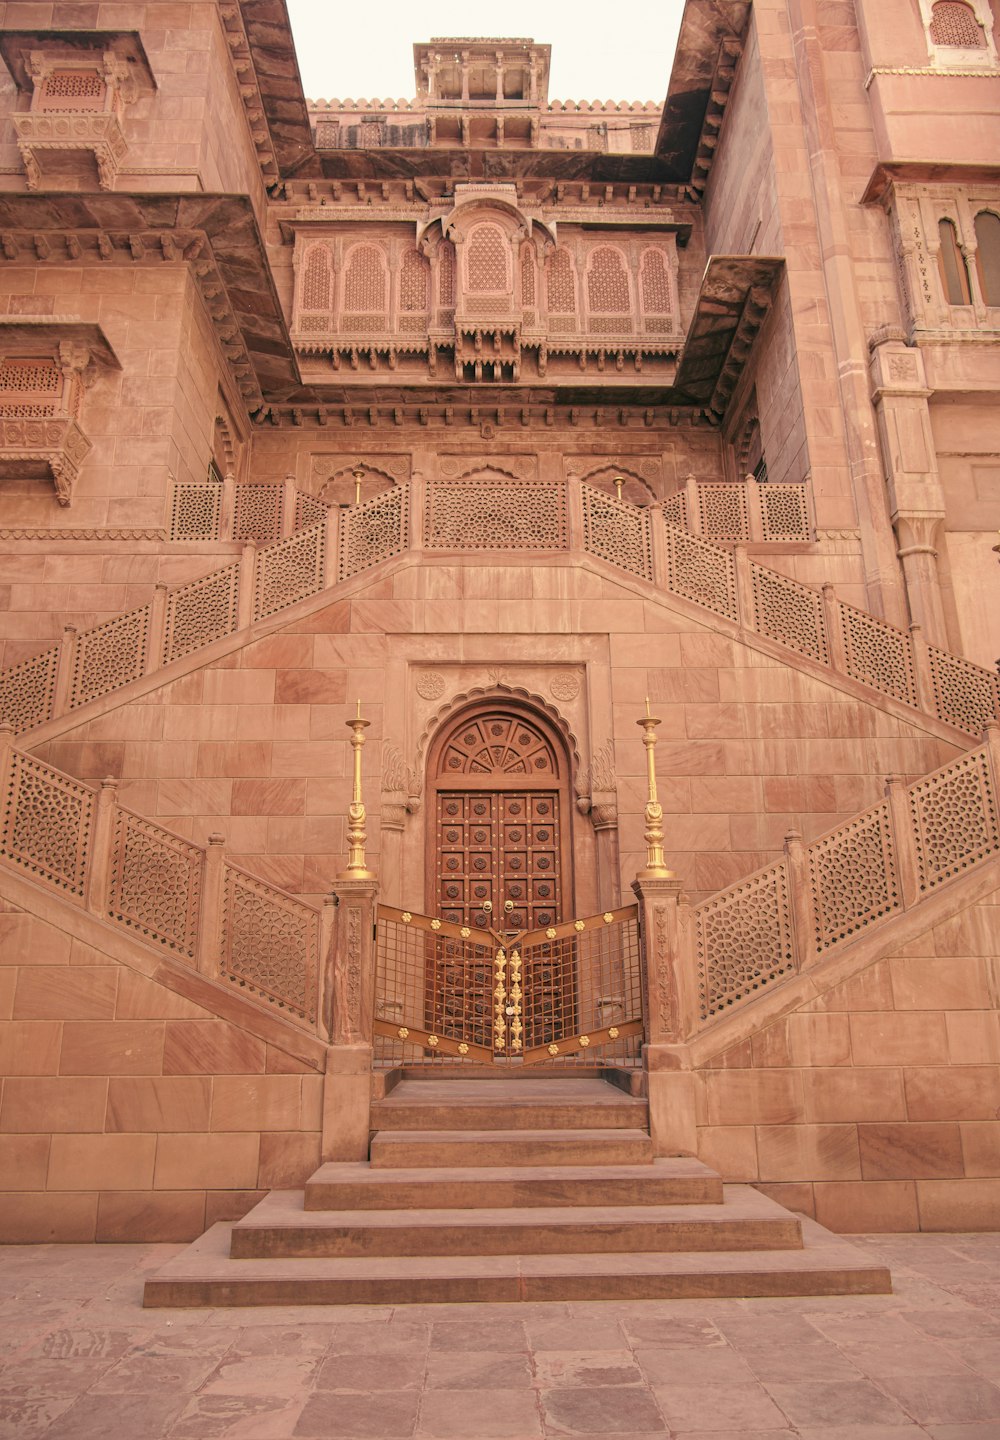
[869,335,950,650]
[632,875,697,1157]
[322,877,378,1162]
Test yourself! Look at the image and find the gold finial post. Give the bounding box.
[613,475,624,503]
[352,466,364,506]
[637,698,673,878]
[341,699,374,878]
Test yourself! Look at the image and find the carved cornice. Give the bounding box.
[0,193,300,408]
[0,527,166,541]
[654,0,750,191]
[219,0,319,185]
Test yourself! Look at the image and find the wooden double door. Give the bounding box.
[428,706,575,1047]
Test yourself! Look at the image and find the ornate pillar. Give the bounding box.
[322,706,378,1162]
[869,333,950,649]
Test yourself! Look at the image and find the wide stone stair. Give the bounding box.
[143,1077,891,1306]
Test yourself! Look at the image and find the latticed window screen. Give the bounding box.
[343,244,388,311]
[929,1,987,45]
[520,246,536,305]
[39,70,106,110]
[438,242,456,305]
[587,247,630,313]
[0,358,62,417]
[466,224,509,292]
[640,250,671,314]
[301,245,333,311]
[399,248,430,311]
[546,249,576,313]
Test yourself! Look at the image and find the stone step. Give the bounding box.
[368,1128,655,1169]
[143,1215,891,1308]
[231,1185,795,1259]
[304,1156,722,1211]
[370,1078,649,1132]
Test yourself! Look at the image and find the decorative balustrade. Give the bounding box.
[0,728,325,1033]
[3,474,998,742]
[685,730,1000,1030]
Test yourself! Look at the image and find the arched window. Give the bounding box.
[398,248,430,313]
[343,244,388,315]
[929,1,987,46]
[586,246,630,315]
[974,211,1000,305]
[937,219,971,305]
[466,223,509,292]
[546,249,577,316]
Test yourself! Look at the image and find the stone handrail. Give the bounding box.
[0,725,327,1035]
[2,477,998,741]
[647,726,1000,1040]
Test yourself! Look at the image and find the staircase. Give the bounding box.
[143,1077,891,1306]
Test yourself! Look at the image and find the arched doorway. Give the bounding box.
[424,701,576,1048]
[427,701,574,932]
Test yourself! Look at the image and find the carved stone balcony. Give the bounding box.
[12,110,129,191]
[0,416,92,506]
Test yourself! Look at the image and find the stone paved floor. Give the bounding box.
[1,1233,999,1438]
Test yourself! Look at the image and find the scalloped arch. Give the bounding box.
[415,683,584,800]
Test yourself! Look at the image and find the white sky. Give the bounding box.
[285,1,685,105]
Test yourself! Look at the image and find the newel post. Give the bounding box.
[85,777,119,916]
[322,702,379,1162]
[631,700,697,1156]
[783,828,817,969]
[197,832,226,975]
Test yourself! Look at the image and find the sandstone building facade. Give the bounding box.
[0,0,998,1247]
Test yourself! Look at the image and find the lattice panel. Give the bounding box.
[750,563,829,665]
[163,564,240,665]
[1,751,93,897]
[587,247,630,314]
[426,479,567,551]
[0,358,61,417]
[581,485,652,581]
[438,242,455,306]
[909,747,1000,892]
[69,607,149,710]
[663,524,739,623]
[839,602,918,708]
[108,809,201,958]
[233,483,283,543]
[344,244,388,312]
[252,523,325,622]
[695,863,795,1019]
[521,246,536,305]
[697,483,749,541]
[169,482,221,542]
[640,249,671,314]
[546,249,576,313]
[360,121,383,146]
[466,223,509,292]
[399,248,430,312]
[930,1,986,44]
[221,865,319,1023]
[301,244,333,310]
[294,490,329,529]
[314,121,340,147]
[40,71,106,110]
[928,646,1000,735]
[339,484,408,580]
[630,125,653,152]
[661,491,688,530]
[807,804,900,952]
[760,485,810,541]
[0,646,58,733]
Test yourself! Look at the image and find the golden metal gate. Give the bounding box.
[373,901,644,1067]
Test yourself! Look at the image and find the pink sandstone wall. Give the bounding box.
[0,896,322,1243]
[0,1,268,215]
[694,871,1000,1232]
[33,556,960,909]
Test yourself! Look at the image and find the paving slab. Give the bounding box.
[0,1232,998,1440]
